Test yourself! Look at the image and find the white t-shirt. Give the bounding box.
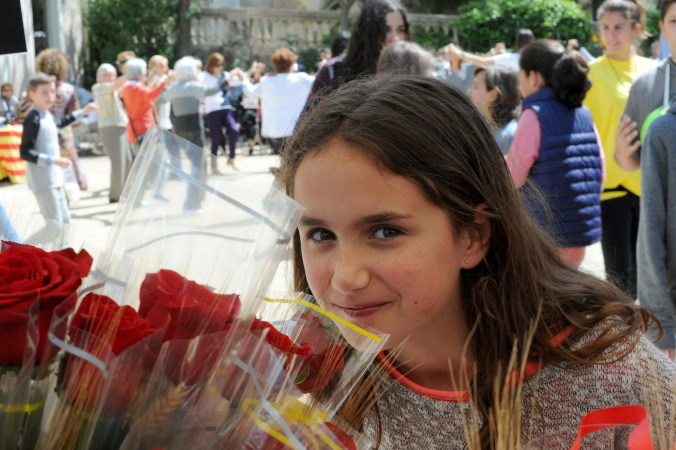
[242,72,315,139]
[201,71,228,114]
[493,52,520,71]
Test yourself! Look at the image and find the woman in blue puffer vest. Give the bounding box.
[506,39,604,268]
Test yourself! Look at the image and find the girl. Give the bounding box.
[583,0,658,296]
[468,65,520,154]
[279,75,674,448]
[506,40,603,268]
[306,0,411,106]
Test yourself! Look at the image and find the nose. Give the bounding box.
[330,245,370,294]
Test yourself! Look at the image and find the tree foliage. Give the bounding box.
[83,0,182,88]
[455,0,594,53]
[642,7,661,55]
[412,24,453,52]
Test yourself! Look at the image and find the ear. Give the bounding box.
[461,203,492,269]
[633,23,642,37]
[531,71,545,90]
[660,21,665,39]
[487,88,499,103]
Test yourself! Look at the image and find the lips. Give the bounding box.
[333,302,390,318]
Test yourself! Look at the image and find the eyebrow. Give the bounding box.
[299,217,327,227]
[299,212,413,227]
[357,212,412,225]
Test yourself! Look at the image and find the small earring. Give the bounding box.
[464,259,469,264]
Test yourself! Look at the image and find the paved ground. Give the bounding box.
[1,143,279,242]
[0,141,606,285]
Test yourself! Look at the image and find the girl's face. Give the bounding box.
[600,11,640,61]
[294,139,473,354]
[384,11,406,47]
[468,71,496,119]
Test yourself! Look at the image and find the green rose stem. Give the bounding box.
[0,366,46,450]
[20,384,45,450]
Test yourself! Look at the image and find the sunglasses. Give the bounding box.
[216,63,224,67]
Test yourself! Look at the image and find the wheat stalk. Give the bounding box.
[455,314,539,450]
[641,354,676,449]
[130,383,190,437]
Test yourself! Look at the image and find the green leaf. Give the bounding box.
[294,361,311,385]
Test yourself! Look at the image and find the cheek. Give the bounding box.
[301,250,331,294]
[377,248,430,293]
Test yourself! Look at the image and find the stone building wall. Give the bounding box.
[191,7,457,68]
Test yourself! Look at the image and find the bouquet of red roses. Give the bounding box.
[2,128,386,449]
[0,241,92,449]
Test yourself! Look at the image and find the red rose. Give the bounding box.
[291,313,345,393]
[250,318,311,359]
[251,316,345,394]
[70,293,156,356]
[139,269,240,341]
[66,293,158,416]
[0,241,92,366]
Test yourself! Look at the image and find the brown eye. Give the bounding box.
[373,227,402,240]
[309,229,335,242]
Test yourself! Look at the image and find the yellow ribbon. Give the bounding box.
[263,297,383,343]
[242,396,343,450]
[0,401,45,413]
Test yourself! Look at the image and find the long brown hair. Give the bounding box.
[280,75,657,447]
[344,0,411,80]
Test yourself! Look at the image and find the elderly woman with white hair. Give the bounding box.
[122,58,171,155]
[92,63,131,203]
[156,56,228,151]
[155,57,229,210]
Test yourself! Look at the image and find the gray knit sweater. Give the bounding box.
[637,100,676,349]
[364,333,675,449]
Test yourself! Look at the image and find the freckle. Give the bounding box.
[414,301,418,305]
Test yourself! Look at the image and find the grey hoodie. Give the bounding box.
[637,98,676,349]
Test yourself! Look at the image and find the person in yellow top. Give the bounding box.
[583,0,658,297]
